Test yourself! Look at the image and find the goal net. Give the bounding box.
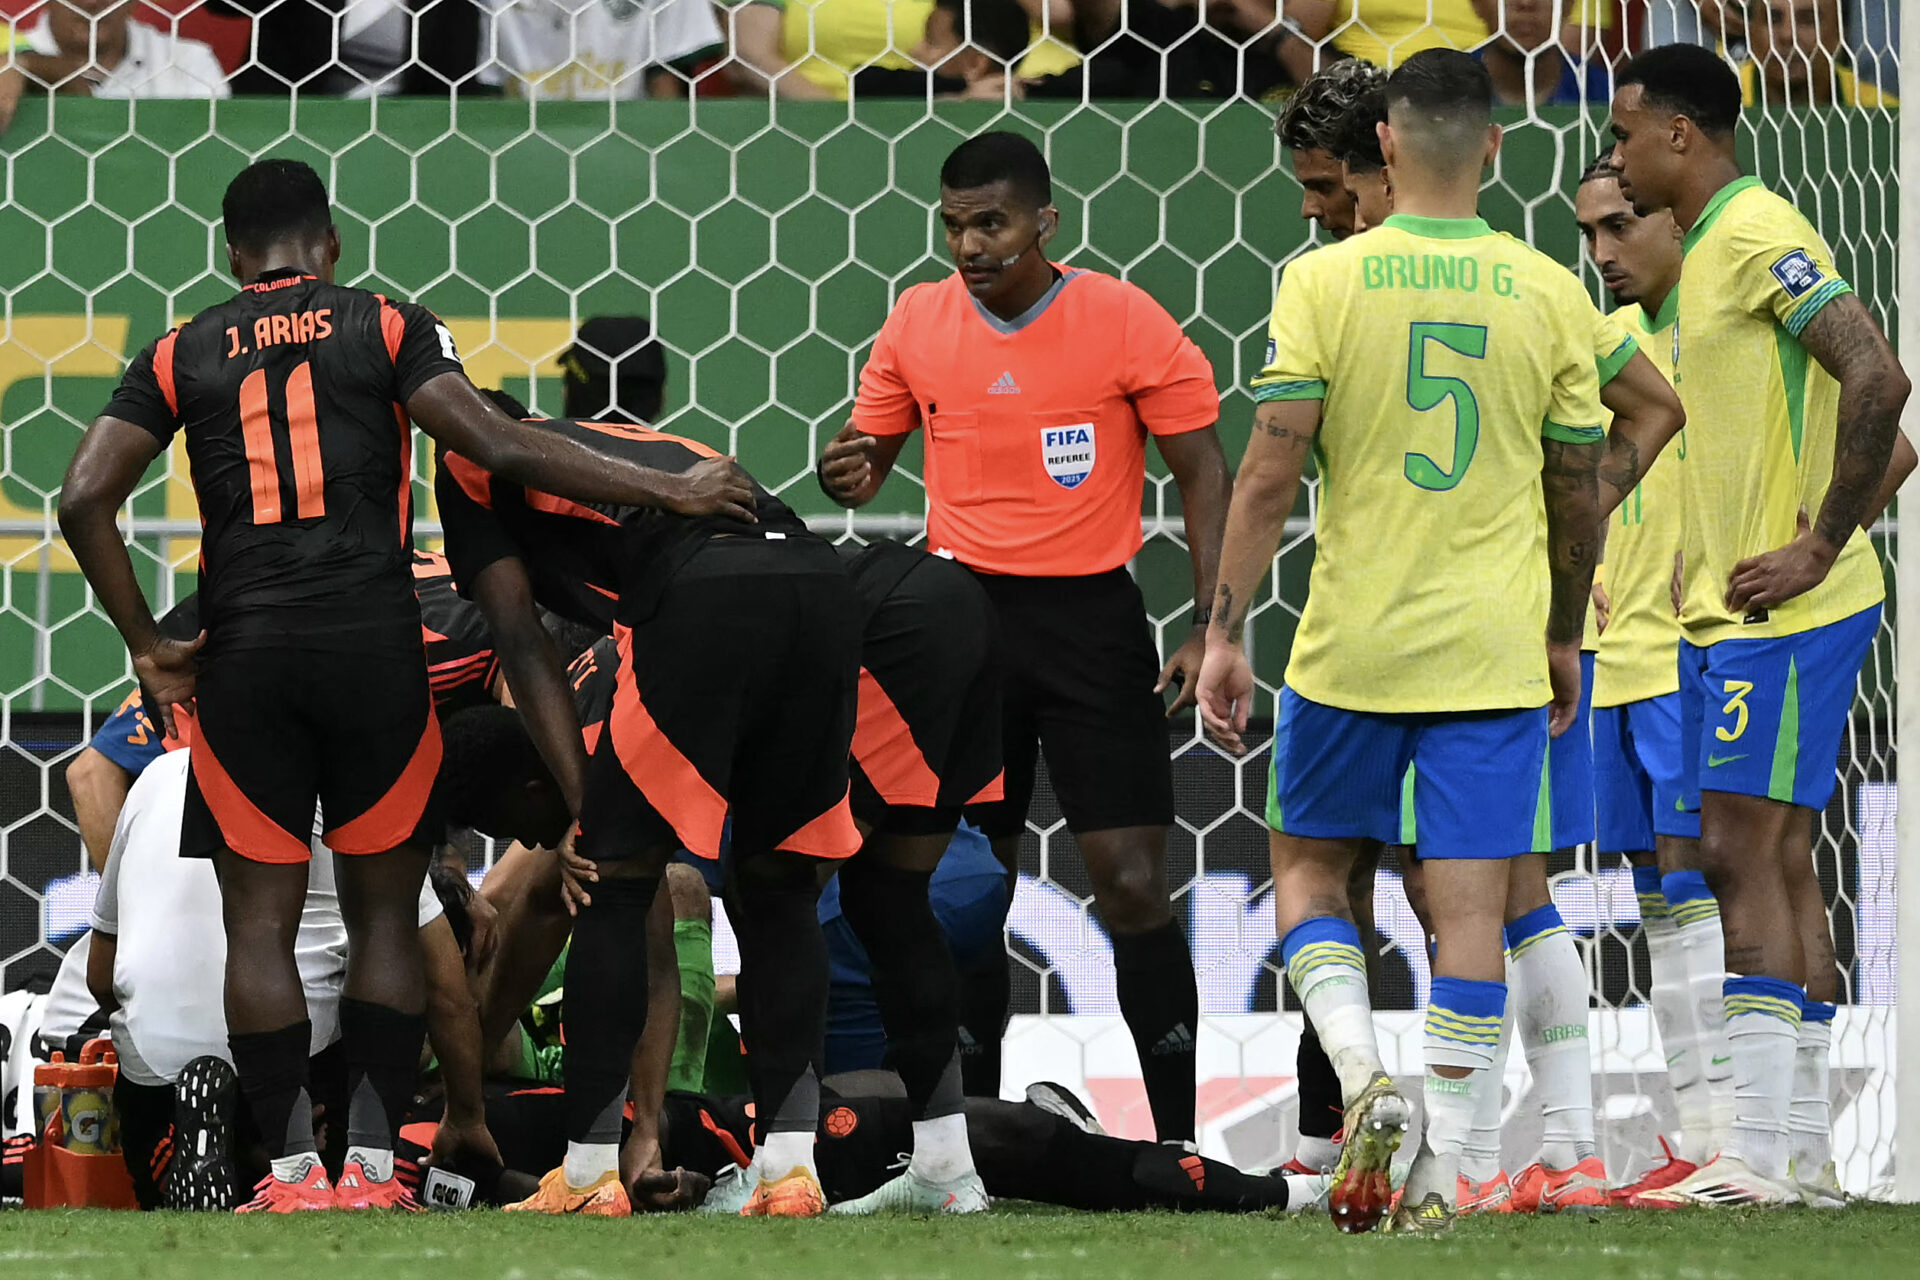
[0,0,1907,1197]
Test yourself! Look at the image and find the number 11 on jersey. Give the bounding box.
[239,363,325,524]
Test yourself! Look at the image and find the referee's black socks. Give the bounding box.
[561,874,660,1149]
[1112,919,1199,1145]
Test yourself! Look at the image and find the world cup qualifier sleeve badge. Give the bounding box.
[1040,423,1096,490]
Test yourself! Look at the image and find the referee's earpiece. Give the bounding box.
[998,213,1057,268]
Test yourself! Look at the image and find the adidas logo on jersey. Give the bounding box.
[1151,1023,1195,1055]
[988,371,1021,395]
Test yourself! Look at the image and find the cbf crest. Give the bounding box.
[1041,424,1095,490]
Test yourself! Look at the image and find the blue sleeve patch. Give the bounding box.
[1769,249,1823,298]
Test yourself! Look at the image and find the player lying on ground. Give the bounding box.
[58,158,757,1213]
[1607,43,1912,1209]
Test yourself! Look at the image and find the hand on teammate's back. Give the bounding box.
[662,455,758,523]
[133,630,206,739]
[819,419,880,504]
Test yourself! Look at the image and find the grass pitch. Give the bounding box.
[5,1203,1916,1280]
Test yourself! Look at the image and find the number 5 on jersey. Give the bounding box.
[1404,321,1487,492]
[239,362,324,524]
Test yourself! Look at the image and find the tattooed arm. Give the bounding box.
[1542,436,1602,736]
[1727,294,1912,610]
[1194,398,1320,753]
[1596,349,1685,518]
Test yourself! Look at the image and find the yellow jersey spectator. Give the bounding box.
[1739,0,1896,109]
[729,0,931,99]
[1279,0,1488,82]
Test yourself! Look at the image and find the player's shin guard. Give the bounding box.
[1112,920,1199,1145]
[561,875,659,1184]
[1666,870,1735,1152]
[1788,1000,1835,1178]
[1506,905,1595,1167]
[340,999,427,1181]
[1283,917,1383,1105]
[229,1021,317,1164]
[1419,978,1507,1208]
[1459,993,1514,1184]
[1721,975,1804,1180]
[834,859,963,1126]
[670,918,716,1094]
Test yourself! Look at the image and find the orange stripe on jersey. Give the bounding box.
[698,1109,752,1169]
[576,419,721,459]
[285,362,325,519]
[851,667,941,807]
[152,330,180,417]
[325,705,443,855]
[525,488,620,526]
[237,368,283,524]
[775,788,862,860]
[609,623,727,858]
[581,721,604,755]
[379,300,405,364]
[414,548,451,578]
[440,451,492,507]
[188,723,310,864]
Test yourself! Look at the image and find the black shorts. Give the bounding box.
[577,533,862,865]
[846,542,1004,838]
[963,567,1176,839]
[181,640,443,863]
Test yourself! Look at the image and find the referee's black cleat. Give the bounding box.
[1024,1081,1107,1136]
[165,1055,240,1212]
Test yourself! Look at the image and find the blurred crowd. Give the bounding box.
[0,0,1900,128]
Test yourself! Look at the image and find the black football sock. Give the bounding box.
[1112,920,1199,1144]
[1127,1139,1294,1212]
[1294,1018,1345,1143]
[341,998,427,1163]
[956,871,1015,1097]
[836,858,961,1120]
[561,874,659,1146]
[229,1021,315,1162]
[733,864,828,1141]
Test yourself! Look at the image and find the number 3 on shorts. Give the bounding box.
[1404,322,1488,492]
[1717,679,1753,742]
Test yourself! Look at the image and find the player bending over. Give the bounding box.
[436,394,858,1218]
[1198,50,1608,1235]
[1608,43,1912,1208]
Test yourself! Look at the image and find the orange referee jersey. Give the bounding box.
[852,268,1220,577]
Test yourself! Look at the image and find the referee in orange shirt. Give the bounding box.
[819,131,1231,1145]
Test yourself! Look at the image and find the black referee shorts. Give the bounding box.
[577,533,863,866]
[846,542,1004,838]
[963,567,1175,840]
[181,638,443,863]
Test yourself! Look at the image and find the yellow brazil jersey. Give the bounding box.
[1675,177,1884,645]
[765,0,932,99]
[1591,293,1683,707]
[1331,0,1487,69]
[1251,213,1605,714]
[1579,306,1641,654]
[1739,60,1898,110]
